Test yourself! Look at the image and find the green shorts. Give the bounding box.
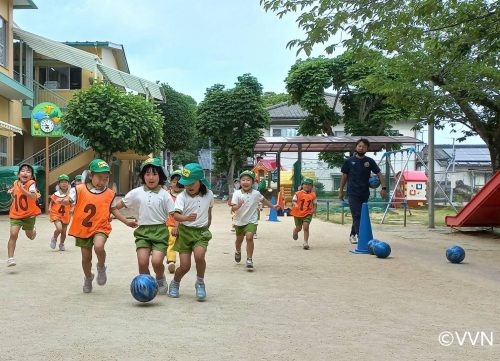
[75,233,108,248]
[10,217,36,231]
[174,224,212,253]
[234,223,258,236]
[134,224,169,252]
[294,214,313,228]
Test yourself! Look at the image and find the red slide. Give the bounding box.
[445,171,500,227]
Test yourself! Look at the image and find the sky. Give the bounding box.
[13,0,484,145]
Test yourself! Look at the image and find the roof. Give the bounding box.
[13,0,37,9]
[420,144,491,168]
[398,171,428,182]
[64,41,129,73]
[253,159,286,172]
[253,135,422,153]
[266,93,343,120]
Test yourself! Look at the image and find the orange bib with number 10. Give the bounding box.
[69,184,115,238]
[9,180,42,219]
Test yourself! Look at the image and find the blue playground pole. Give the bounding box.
[267,196,279,222]
[351,203,372,254]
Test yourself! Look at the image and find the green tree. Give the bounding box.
[261,0,500,170]
[285,53,408,167]
[197,74,269,193]
[157,84,202,170]
[262,92,290,108]
[63,82,164,160]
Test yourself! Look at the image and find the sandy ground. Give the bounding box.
[1,201,499,361]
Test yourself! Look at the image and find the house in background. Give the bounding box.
[263,94,420,192]
[5,12,164,193]
[419,144,492,192]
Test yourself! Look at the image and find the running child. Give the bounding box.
[231,170,279,270]
[291,178,317,250]
[66,159,137,293]
[6,163,41,266]
[165,170,183,274]
[49,174,71,251]
[168,163,213,301]
[115,158,175,294]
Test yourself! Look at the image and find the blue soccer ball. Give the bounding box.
[130,274,158,302]
[446,245,465,264]
[368,239,380,255]
[368,175,380,189]
[374,241,391,258]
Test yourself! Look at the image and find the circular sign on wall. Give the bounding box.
[31,102,63,137]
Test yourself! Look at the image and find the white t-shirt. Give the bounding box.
[121,186,174,225]
[231,189,264,226]
[174,189,214,228]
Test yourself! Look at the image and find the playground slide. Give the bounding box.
[445,171,500,227]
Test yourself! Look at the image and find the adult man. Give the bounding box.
[339,139,387,244]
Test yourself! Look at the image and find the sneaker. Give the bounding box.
[349,235,358,244]
[6,257,16,267]
[96,265,107,286]
[254,233,258,239]
[195,281,206,301]
[246,258,254,270]
[234,251,242,263]
[303,242,310,250]
[157,277,168,295]
[59,243,65,251]
[83,273,94,293]
[292,230,298,240]
[50,237,57,249]
[168,280,180,298]
[167,262,175,274]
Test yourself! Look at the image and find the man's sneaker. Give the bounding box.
[303,242,310,250]
[195,281,206,301]
[349,235,358,244]
[50,237,57,249]
[83,273,94,293]
[96,265,107,286]
[168,280,180,298]
[246,258,254,270]
[157,277,168,295]
[292,230,298,240]
[6,257,16,267]
[234,251,242,263]
[167,262,175,274]
[59,243,65,251]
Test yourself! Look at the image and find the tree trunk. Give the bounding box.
[227,153,237,195]
[488,142,500,173]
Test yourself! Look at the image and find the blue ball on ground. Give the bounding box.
[368,239,380,255]
[130,274,158,302]
[446,245,465,264]
[373,241,391,258]
[368,175,380,189]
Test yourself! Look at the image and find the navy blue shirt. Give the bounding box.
[341,156,381,198]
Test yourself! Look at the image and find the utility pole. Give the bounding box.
[428,121,435,228]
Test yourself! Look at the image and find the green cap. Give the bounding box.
[140,157,162,171]
[179,163,210,188]
[58,174,70,182]
[239,170,256,180]
[88,159,111,173]
[75,175,82,181]
[170,170,182,179]
[302,178,314,185]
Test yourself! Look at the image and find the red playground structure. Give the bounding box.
[445,171,500,228]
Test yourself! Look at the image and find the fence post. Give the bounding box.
[326,200,330,221]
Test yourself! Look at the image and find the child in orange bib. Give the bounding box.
[49,174,71,251]
[6,164,41,267]
[290,178,317,250]
[66,159,137,293]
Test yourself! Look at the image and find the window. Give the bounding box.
[38,66,82,89]
[334,130,345,137]
[0,17,6,67]
[0,135,7,166]
[272,128,282,137]
[271,127,299,137]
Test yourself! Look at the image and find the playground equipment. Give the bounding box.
[378,148,457,224]
[445,171,500,228]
